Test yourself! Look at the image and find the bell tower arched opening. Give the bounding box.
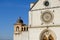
[16,26,19,31]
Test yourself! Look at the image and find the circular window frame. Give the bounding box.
[41,10,54,24]
[44,1,49,6]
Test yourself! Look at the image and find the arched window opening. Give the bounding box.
[21,27,23,31]
[40,29,56,40]
[48,35,54,40]
[21,27,28,31]
[16,26,19,31]
[21,27,25,31]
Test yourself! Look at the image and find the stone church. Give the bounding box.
[13,0,60,40]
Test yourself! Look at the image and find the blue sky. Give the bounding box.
[0,0,37,40]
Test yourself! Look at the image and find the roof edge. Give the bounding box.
[30,0,39,11]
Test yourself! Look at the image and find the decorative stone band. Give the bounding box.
[28,25,60,28]
[30,6,60,11]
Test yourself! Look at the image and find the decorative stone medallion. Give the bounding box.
[41,11,54,24]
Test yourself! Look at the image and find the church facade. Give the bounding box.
[13,0,60,40]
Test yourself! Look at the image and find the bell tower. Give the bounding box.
[14,17,28,40]
[14,17,24,40]
[14,17,23,35]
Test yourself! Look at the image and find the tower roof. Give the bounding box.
[17,17,23,24]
